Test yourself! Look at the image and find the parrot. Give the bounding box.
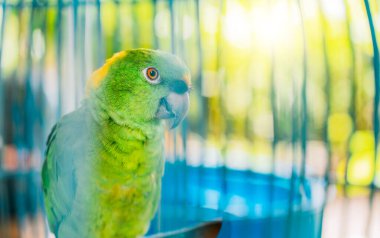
[42,49,191,238]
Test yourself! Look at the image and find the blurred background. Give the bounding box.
[0,0,379,237]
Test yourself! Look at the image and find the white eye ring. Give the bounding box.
[142,67,161,84]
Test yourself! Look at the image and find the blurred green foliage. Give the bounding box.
[0,0,379,189]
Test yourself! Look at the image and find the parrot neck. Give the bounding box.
[86,97,163,140]
[83,98,165,179]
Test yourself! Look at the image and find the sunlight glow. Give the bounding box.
[155,9,170,38]
[32,29,45,61]
[250,3,295,49]
[202,3,219,35]
[182,15,194,39]
[2,14,19,75]
[223,2,296,49]
[223,2,251,49]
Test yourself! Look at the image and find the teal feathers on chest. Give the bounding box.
[43,103,166,237]
[72,119,165,237]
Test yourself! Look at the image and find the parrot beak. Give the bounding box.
[156,76,190,129]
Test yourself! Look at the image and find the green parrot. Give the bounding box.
[42,49,191,237]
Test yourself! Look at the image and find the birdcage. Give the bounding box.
[0,0,379,237]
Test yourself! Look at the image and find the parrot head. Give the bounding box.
[87,49,191,129]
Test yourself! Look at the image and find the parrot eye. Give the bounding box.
[143,67,161,84]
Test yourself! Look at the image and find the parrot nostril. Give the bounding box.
[169,80,189,94]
